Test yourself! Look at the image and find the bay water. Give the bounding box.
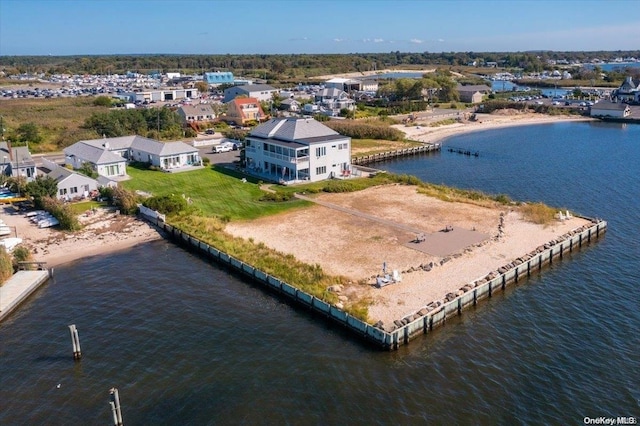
[1,121,638,425]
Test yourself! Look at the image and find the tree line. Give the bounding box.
[2,51,639,78]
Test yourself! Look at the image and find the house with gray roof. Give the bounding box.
[223,84,278,103]
[590,101,631,118]
[64,135,201,177]
[43,161,101,201]
[613,76,640,103]
[244,117,351,183]
[177,103,216,123]
[457,84,492,104]
[0,141,37,181]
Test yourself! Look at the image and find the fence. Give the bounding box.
[140,211,606,350]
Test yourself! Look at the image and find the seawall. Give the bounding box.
[141,213,606,350]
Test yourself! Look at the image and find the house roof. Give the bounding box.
[46,165,97,185]
[457,84,492,93]
[317,88,347,98]
[64,142,125,165]
[591,101,629,111]
[619,76,638,92]
[234,84,276,93]
[179,103,214,116]
[67,135,197,160]
[249,118,339,143]
[0,142,35,167]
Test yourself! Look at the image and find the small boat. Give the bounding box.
[0,237,23,252]
[38,216,60,228]
[0,226,12,236]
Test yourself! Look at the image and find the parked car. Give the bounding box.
[213,143,233,153]
[205,129,215,135]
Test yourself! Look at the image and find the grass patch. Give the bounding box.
[429,118,458,127]
[520,202,561,225]
[351,138,425,157]
[121,165,309,220]
[67,200,109,215]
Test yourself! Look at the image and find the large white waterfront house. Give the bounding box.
[244,117,351,183]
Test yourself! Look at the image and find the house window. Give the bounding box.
[70,187,78,194]
[315,147,326,157]
[315,166,326,175]
[59,188,67,195]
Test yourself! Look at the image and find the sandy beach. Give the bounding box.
[0,111,594,326]
[0,205,164,268]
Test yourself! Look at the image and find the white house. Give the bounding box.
[0,141,37,181]
[590,101,631,118]
[64,135,201,177]
[44,162,101,201]
[244,117,352,183]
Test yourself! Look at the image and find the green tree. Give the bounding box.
[93,96,113,107]
[25,175,58,208]
[16,122,42,143]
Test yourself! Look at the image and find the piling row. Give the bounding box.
[141,214,606,351]
[351,143,440,165]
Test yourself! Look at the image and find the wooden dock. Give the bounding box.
[0,270,51,322]
[351,143,441,165]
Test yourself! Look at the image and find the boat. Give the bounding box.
[0,226,12,236]
[0,237,23,252]
[38,216,59,228]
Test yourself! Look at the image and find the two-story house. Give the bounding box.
[0,141,37,181]
[225,97,266,125]
[244,117,351,183]
[223,84,278,103]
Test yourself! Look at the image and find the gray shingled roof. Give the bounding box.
[64,142,125,165]
[46,165,97,185]
[131,138,196,156]
[591,101,628,110]
[250,118,338,142]
[0,142,35,167]
[80,135,137,150]
[179,104,214,115]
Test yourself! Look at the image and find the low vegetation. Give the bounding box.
[324,120,405,141]
[520,202,562,225]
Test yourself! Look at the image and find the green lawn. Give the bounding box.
[121,165,309,220]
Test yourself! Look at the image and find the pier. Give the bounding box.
[351,143,440,165]
[140,211,606,351]
[0,270,51,323]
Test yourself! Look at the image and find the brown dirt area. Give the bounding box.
[225,185,590,327]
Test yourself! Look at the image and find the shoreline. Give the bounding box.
[1,112,592,271]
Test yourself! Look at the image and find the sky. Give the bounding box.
[1,0,639,56]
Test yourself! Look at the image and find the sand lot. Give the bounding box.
[225,185,590,326]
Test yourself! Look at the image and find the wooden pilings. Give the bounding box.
[68,324,81,360]
[109,388,124,426]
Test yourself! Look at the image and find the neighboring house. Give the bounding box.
[244,117,352,183]
[612,76,640,103]
[64,135,201,177]
[357,77,379,93]
[590,101,631,118]
[177,103,216,123]
[223,84,278,102]
[279,98,301,112]
[0,141,37,181]
[225,97,266,125]
[314,88,356,115]
[457,84,492,103]
[42,160,101,201]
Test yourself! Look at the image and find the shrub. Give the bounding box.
[40,196,82,231]
[112,186,140,215]
[259,192,294,202]
[11,245,33,270]
[143,194,188,215]
[202,157,211,166]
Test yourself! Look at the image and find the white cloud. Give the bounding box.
[410,38,423,44]
[362,38,371,42]
[333,38,345,42]
[438,38,445,42]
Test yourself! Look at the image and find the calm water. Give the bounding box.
[1,122,639,425]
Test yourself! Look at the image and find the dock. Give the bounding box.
[0,270,51,323]
[351,143,440,165]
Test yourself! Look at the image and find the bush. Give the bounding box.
[202,157,211,166]
[112,186,140,215]
[40,196,82,231]
[11,245,33,270]
[0,247,14,281]
[259,192,294,202]
[143,194,188,215]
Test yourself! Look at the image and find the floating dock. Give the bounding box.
[0,270,51,323]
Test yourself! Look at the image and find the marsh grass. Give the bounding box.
[520,202,561,225]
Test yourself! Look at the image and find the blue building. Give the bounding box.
[204,71,234,85]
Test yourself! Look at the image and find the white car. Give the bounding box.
[213,144,233,153]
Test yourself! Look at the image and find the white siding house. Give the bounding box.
[64,135,201,178]
[244,117,351,183]
[590,101,631,118]
[46,164,100,201]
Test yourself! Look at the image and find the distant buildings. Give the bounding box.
[612,76,640,103]
[204,71,234,86]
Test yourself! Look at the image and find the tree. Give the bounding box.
[16,122,42,143]
[25,175,58,208]
[195,81,209,94]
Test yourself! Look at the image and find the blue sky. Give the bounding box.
[1,0,639,56]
